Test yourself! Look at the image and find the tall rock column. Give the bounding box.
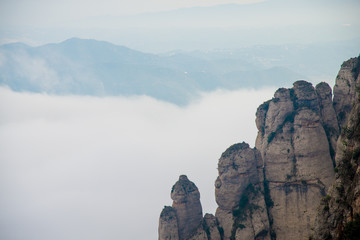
[215,142,271,240]
[171,175,204,240]
[159,175,220,240]
[255,80,336,239]
[316,82,339,164]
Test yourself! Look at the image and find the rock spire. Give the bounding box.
[158,55,360,240]
[159,175,221,240]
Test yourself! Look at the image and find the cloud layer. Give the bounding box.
[0,87,275,240]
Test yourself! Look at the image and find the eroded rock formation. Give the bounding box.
[313,57,360,240]
[159,206,180,240]
[171,175,203,240]
[254,80,337,239]
[159,56,360,240]
[215,142,270,240]
[333,57,360,127]
[203,214,222,240]
[316,82,340,163]
[159,175,221,240]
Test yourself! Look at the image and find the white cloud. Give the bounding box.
[0,87,275,240]
[11,53,60,91]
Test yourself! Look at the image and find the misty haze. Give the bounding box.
[0,0,359,240]
[0,87,275,239]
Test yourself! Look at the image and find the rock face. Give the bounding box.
[159,206,180,240]
[316,82,340,163]
[159,56,360,240]
[313,56,360,240]
[333,57,360,127]
[171,175,203,240]
[215,142,260,210]
[215,142,271,240]
[203,214,221,240]
[254,80,337,239]
[159,175,221,240]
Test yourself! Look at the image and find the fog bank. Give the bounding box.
[0,87,275,240]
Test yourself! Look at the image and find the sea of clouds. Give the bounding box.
[0,86,275,240]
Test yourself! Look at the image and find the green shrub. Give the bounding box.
[267,132,276,143]
[324,195,331,201]
[218,227,224,238]
[238,224,246,229]
[352,148,360,160]
[231,184,261,239]
[342,125,354,138]
[283,111,296,123]
[263,179,274,208]
[343,214,360,240]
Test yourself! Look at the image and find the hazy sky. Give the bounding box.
[1,0,359,51]
[0,0,263,26]
[0,1,359,239]
[0,86,275,240]
[1,0,263,15]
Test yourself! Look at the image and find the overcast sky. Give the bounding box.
[1,0,359,51]
[0,1,359,239]
[0,0,263,26]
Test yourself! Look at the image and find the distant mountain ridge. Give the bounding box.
[2,38,359,105]
[0,38,306,105]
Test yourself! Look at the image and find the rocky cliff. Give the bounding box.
[215,142,271,240]
[254,80,337,239]
[158,56,360,240]
[333,57,360,128]
[313,57,360,240]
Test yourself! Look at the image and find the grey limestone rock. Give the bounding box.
[203,214,221,240]
[255,80,336,239]
[313,56,360,240]
[159,206,180,240]
[215,142,260,210]
[159,175,221,240]
[159,56,360,240]
[184,225,208,240]
[171,175,203,240]
[316,82,339,163]
[215,142,270,240]
[333,57,360,127]
[215,208,233,240]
